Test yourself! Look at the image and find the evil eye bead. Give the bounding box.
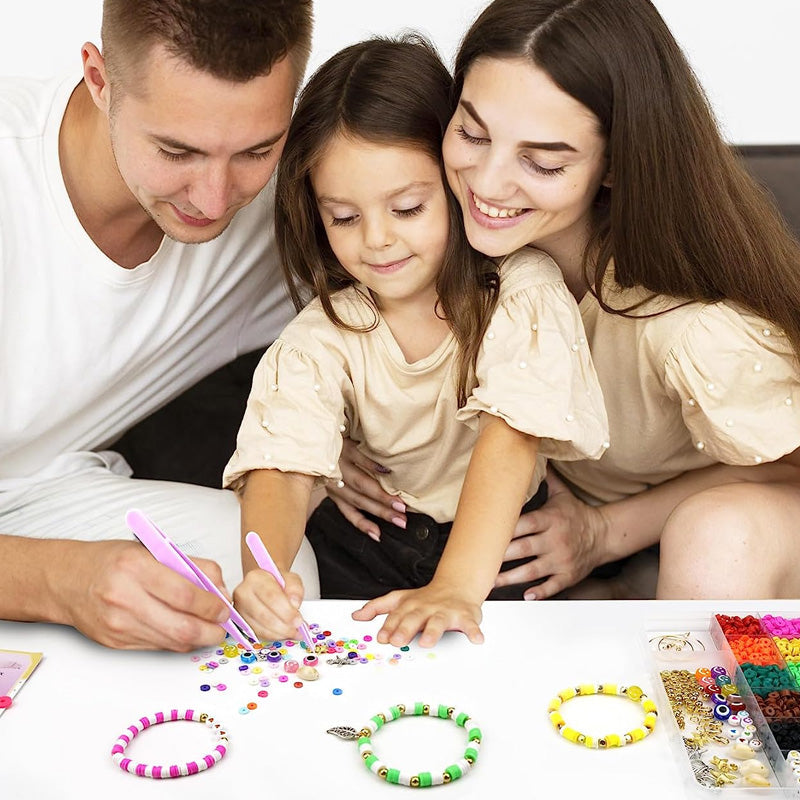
[303,655,319,667]
[267,650,283,664]
[713,704,732,721]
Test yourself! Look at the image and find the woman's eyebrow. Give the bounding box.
[460,99,577,153]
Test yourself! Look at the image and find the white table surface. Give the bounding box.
[2,599,799,799]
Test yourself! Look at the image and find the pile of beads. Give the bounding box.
[190,623,413,713]
[547,683,657,749]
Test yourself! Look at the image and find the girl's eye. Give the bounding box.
[455,124,487,145]
[330,215,357,227]
[159,149,189,162]
[523,157,566,177]
[396,204,425,218]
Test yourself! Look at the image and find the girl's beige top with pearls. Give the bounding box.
[223,248,609,522]
[555,275,800,504]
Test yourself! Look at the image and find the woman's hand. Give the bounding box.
[495,469,609,599]
[327,438,407,540]
[352,582,484,648]
[233,569,306,642]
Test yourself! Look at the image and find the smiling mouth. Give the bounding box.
[367,256,411,272]
[471,192,529,219]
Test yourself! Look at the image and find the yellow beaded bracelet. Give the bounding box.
[547,683,658,749]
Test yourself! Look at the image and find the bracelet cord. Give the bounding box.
[356,702,481,788]
[547,684,657,749]
[110,709,228,779]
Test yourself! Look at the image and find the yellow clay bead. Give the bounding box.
[549,711,565,728]
[630,728,646,741]
[601,684,618,695]
[578,684,596,696]
[642,699,657,713]
[558,688,577,702]
[584,736,595,749]
[643,713,657,730]
[562,726,580,743]
[606,734,621,747]
[547,698,562,712]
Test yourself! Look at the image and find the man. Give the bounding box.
[0,0,317,651]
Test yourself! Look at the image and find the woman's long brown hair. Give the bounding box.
[454,0,800,361]
[276,35,499,404]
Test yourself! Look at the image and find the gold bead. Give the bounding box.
[377,713,386,723]
[466,755,474,764]
[443,773,451,783]
[397,704,405,714]
[598,738,607,748]
[378,767,388,779]
[411,777,420,788]
[422,704,430,715]
[447,707,455,717]
[199,713,208,723]
[577,734,586,744]
[361,751,373,760]
[359,728,371,738]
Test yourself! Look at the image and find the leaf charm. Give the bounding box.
[326,725,357,740]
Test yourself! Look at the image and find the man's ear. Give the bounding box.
[81,42,111,114]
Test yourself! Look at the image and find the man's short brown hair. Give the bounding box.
[102,0,313,90]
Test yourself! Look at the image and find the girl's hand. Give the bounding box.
[328,438,407,540]
[494,469,609,600]
[233,569,306,642]
[352,583,484,648]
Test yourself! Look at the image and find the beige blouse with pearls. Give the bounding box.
[223,247,609,522]
[554,276,800,505]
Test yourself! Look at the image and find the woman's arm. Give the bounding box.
[498,450,800,599]
[354,414,539,646]
[233,468,315,640]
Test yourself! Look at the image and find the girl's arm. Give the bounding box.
[497,449,800,599]
[233,468,315,641]
[353,414,539,646]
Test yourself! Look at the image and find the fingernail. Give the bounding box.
[391,516,406,530]
[524,592,537,601]
[375,464,392,474]
[391,501,406,512]
[368,530,381,542]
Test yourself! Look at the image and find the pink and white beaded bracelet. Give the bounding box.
[110,709,228,778]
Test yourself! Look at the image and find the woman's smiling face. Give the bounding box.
[443,56,610,259]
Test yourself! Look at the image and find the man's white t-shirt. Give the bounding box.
[0,75,295,495]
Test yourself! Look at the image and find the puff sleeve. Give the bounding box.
[456,251,609,461]
[222,339,349,493]
[664,304,800,464]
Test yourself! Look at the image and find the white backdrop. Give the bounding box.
[1,0,796,144]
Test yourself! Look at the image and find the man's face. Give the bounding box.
[107,45,296,244]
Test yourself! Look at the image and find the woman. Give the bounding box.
[334,0,800,602]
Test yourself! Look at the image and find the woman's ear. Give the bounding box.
[601,168,613,189]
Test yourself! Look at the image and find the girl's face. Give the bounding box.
[311,134,449,312]
[443,57,609,260]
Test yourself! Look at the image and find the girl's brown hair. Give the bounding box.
[276,35,499,404]
[454,0,800,360]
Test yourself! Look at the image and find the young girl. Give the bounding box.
[336,0,800,603]
[224,35,608,647]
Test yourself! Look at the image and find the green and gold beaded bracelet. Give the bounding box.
[547,683,658,748]
[328,702,481,787]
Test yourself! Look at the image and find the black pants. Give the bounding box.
[306,481,549,601]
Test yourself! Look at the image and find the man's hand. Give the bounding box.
[60,540,233,651]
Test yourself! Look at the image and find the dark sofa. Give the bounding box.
[112,145,800,486]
